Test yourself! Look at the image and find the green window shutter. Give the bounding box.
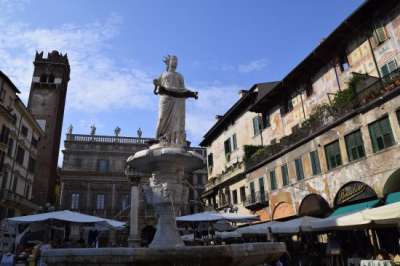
[295,158,304,180]
[253,117,260,136]
[270,171,277,190]
[381,64,390,77]
[345,130,365,161]
[369,116,395,152]
[232,134,238,150]
[325,140,342,169]
[281,164,289,186]
[369,122,379,152]
[397,110,400,126]
[310,150,321,175]
[224,139,231,155]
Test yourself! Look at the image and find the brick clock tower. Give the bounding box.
[28,51,70,206]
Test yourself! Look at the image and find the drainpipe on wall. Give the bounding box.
[333,63,342,91]
[367,36,382,79]
[299,90,307,120]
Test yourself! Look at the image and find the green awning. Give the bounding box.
[386,192,400,204]
[330,199,381,217]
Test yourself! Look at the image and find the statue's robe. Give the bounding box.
[156,70,186,145]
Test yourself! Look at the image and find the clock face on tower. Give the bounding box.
[30,89,54,113]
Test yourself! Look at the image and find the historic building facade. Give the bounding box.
[60,131,207,243]
[28,51,70,206]
[201,0,400,221]
[0,71,44,220]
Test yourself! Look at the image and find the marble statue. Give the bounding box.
[114,126,121,137]
[67,124,73,134]
[90,124,96,136]
[153,55,198,146]
[137,128,142,138]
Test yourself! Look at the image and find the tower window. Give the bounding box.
[40,74,48,83]
[48,74,55,83]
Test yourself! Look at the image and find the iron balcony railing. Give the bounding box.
[244,191,269,210]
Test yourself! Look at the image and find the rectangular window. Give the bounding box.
[339,54,350,72]
[270,170,277,190]
[250,182,256,203]
[325,140,342,170]
[197,174,203,185]
[121,194,129,210]
[239,186,246,203]
[224,138,232,155]
[281,97,294,115]
[97,159,109,173]
[397,110,400,126]
[71,193,80,209]
[373,24,388,45]
[1,172,7,189]
[7,138,13,157]
[12,177,18,192]
[258,177,265,202]
[345,130,366,161]
[295,158,305,181]
[306,86,313,97]
[207,153,213,168]
[0,126,10,144]
[96,194,105,210]
[21,126,28,137]
[31,136,38,147]
[232,190,238,205]
[381,59,397,77]
[281,164,289,186]
[16,146,25,165]
[252,116,261,136]
[232,134,238,150]
[262,112,270,129]
[28,157,36,173]
[368,116,395,152]
[25,183,30,198]
[310,150,321,175]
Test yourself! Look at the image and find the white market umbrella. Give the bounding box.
[6,210,126,230]
[307,211,370,231]
[237,221,277,235]
[271,216,322,234]
[362,202,400,225]
[176,211,259,223]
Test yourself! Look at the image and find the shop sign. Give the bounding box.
[335,182,377,206]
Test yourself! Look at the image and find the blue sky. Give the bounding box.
[0,0,363,160]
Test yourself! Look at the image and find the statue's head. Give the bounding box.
[163,55,178,72]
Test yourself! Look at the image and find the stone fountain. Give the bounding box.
[42,56,286,266]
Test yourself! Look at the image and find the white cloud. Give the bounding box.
[238,58,268,73]
[0,1,243,145]
[0,6,155,112]
[186,84,241,142]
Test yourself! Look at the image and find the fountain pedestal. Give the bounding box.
[126,144,203,248]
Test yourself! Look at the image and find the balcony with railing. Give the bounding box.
[245,69,400,171]
[66,134,153,145]
[244,191,269,210]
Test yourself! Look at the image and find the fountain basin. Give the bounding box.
[42,242,286,266]
[126,145,204,174]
